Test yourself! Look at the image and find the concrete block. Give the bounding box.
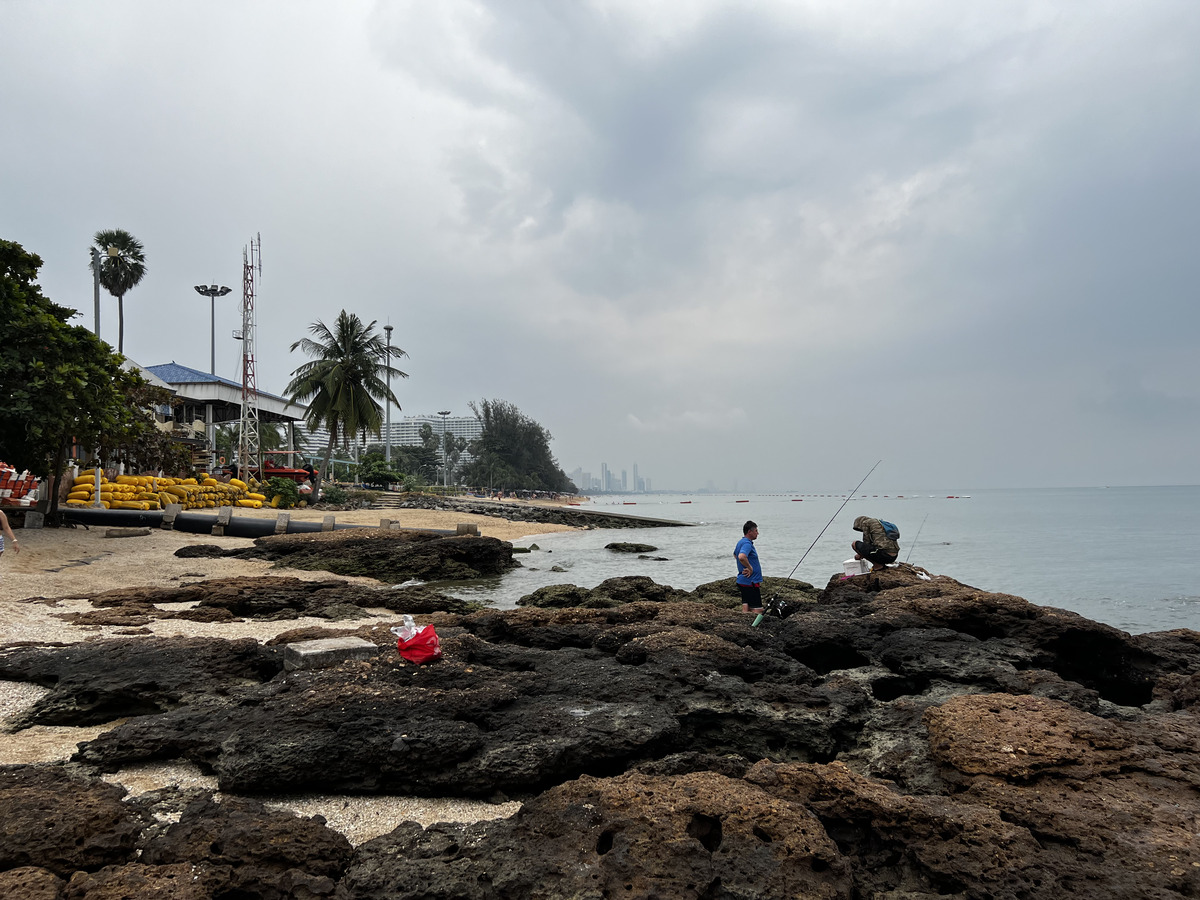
[456,523,479,536]
[322,515,336,532]
[212,506,232,536]
[284,636,378,671]
[104,527,151,538]
[162,503,183,530]
[23,511,45,529]
[379,518,392,530]
[275,512,291,534]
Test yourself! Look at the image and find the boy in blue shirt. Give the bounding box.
[734,520,762,613]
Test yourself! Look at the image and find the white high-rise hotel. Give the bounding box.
[299,414,482,456]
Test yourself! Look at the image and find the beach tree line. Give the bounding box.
[0,239,191,516]
[286,312,575,494]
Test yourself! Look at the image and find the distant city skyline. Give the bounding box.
[569,462,650,494]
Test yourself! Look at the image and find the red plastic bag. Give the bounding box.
[397,625,442,664]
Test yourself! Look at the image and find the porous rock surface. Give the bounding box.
[235,529,519,583]
[0,769,353,899]
[0,566,1198,897]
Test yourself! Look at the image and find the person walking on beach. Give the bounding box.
[0,510,19,562]
[735,520,763,614]
[852,515,899,571]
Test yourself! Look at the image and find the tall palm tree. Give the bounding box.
[93,228,147,354]
[285,310,407,494]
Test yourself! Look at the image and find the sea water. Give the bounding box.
[448,486,1200,635]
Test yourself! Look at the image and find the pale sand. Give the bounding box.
[0,503,577,843]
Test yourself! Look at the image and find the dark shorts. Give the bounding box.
[738,583,763,611]
[853,541,898,567]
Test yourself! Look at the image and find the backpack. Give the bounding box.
[878,519,900,541]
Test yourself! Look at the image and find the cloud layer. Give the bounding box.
[3,0,1198,489]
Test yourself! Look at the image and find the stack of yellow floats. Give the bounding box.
[66,474,269,510]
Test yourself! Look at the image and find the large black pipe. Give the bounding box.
[63,507,363,538]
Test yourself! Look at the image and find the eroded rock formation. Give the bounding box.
[1,566,1198,897]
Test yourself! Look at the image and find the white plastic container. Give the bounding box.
[843,558,870,577]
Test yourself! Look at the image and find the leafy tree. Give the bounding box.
[358,452,401,489]
[462,399,575,493]
[93,229,146,354]
[1,239,189,515]
[284,310,407,497]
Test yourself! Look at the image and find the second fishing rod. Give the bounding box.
[752,459,881,627]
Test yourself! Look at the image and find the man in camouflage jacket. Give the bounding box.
[852,515,899,570]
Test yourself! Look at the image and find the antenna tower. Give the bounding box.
[237,233,263,478]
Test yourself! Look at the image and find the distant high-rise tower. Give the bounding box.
[632,463,639,493]
[621,470,627,491]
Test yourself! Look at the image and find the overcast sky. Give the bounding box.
[3,1,1198,491]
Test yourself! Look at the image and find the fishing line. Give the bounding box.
[784,459,881,582]
[904,513,929,564]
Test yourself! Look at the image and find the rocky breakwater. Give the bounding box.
[0,565,1198,897]
[386,493,690,529]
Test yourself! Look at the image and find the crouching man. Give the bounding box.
[852,516,899,571]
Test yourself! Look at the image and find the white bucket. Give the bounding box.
[843,558,870,577]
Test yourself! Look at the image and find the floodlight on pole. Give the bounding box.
[438,411,451,489]
[193,284,232,375]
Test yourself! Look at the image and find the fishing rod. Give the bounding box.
[784,459,881,582]
[904,513,929,564]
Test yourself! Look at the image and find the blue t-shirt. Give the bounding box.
[734,536,761,585]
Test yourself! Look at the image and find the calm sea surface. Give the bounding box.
[448,486,1200,635]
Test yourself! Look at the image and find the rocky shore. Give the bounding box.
[2,526,1199,898]
[385,493,691,529]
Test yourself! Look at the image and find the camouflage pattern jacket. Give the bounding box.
[853,515,900,556]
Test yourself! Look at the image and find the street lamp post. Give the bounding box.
[89,244,118,507]
[193,284,232,375]
[90,244,120,340]
[438,410,451,490]
[384,325,393,465]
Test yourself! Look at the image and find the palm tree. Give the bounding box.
[285,310,407,495]
[93,229,147,354]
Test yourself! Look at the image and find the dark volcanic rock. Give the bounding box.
[136,792,353,896]
[0,766,148,877]
[236,529,518,583]
[69,575,481,622]
[6,569,1200,897]
[692,575,819,609]
[0,637,283,728]
[605,541,658,553]
[172,544,231,559]
[518,575,692,608]
[0,866,64,900]
[341,770,852,900]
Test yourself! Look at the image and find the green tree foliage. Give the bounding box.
[284,310,407,497]
[358,452,402,489]
[93,228,146,355]
[0,239,190,513]
[265,476,300,509]
[462,399,576,493]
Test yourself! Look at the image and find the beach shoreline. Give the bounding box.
[0,500,579,843]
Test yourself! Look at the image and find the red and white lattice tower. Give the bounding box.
[237,233,263,477]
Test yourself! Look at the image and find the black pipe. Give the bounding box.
[63,507,362,538]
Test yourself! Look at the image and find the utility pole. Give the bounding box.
[438,410,451,489]
[384,325,393,465]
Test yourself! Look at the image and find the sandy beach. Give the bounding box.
[0,501,579,843]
